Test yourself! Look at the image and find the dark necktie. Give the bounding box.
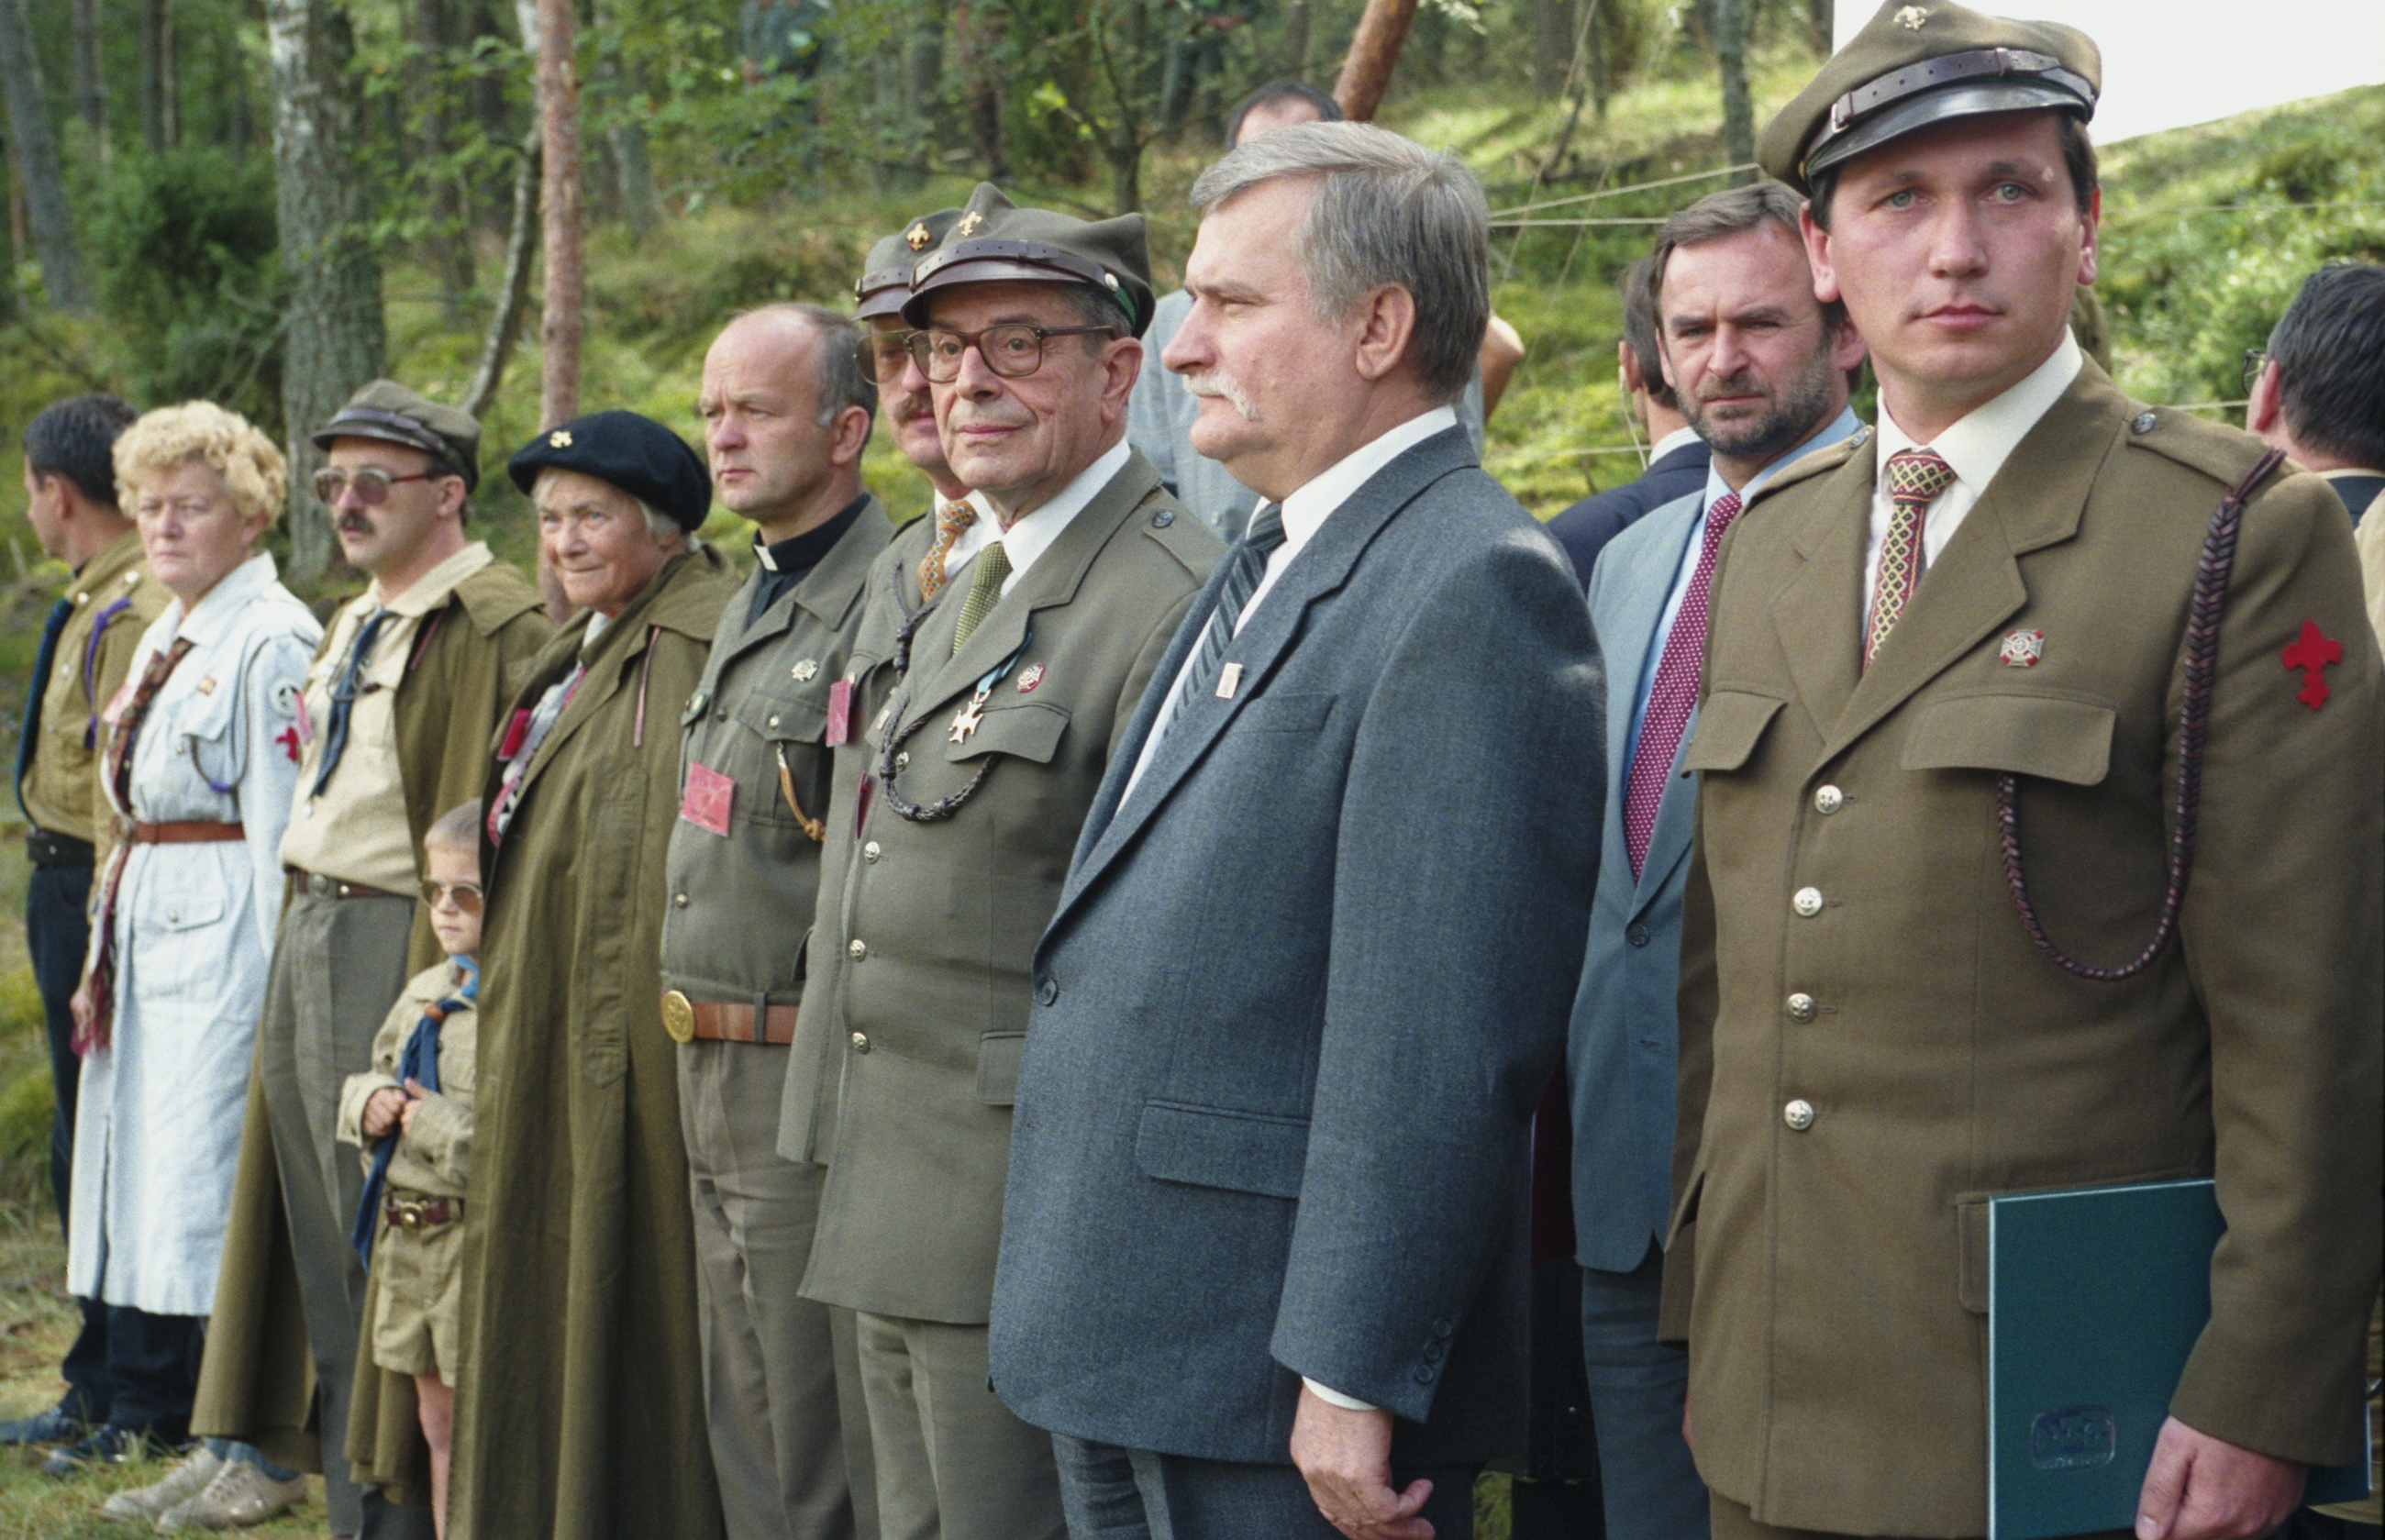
[14,598,74,821]
[79,636,197,1056]
[312,607,395,796]
[1177,502,1288,706]
[352,960,476,1266]
[1622,490,1743,879]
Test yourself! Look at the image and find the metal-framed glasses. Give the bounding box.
[905,324,1117,382]
[314,467,438,507]
[419,878,484,915]
[2240,348,2269,397]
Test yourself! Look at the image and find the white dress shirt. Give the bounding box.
[966,439,1132,599]
[1119,406,1459,803]
[937,489,1002,582]
[1864,331,2082,612]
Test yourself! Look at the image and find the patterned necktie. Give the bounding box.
[311,607,395,796]
[919,502,978,600]
[950,541,1011,654]
[14,598,73,820]
[352,959,476,1266]
[80,636,198,1056]
[1622,491,1743,879]
[1177,502,1288,707]
[1866,449,1956,669]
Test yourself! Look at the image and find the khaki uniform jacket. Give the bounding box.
[660,501,893,1009]
[336,957,480,1201]
[780,449,1219,1324]
[1664,366,2385,1536]
[192,558,549,1483]
[19,528,169,862]
[449,546,736,1540]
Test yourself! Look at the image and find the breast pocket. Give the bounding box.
[943,701,1070,767]
[1233,691,1335,735]
[734,691,834,836]
[1900,692,2116,786]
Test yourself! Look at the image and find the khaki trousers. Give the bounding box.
[681,1039,878,1540]
[1711,1493,2131,1539]
[852,1312,1064,1540]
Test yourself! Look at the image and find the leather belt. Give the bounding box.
[25,827,94,868]
[287,868,406,901]
[660,992,798,1046]
[384,1193,463,1231]
[124,819,245,845]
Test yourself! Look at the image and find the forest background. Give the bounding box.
[0,0,2378,1528]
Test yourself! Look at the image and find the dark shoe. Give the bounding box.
[0,1401,94,1446]
[39,1422,177,1479]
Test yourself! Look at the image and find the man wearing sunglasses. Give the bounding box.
[192,381,551,1538]
[779,183,1219,1540]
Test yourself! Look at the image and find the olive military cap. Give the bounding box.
[856,208,963,321]
[1758,0,2099,195]
[902,183,1156,338]
[313,379,483,491]
[507,410,713,530]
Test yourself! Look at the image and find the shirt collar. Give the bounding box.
[754,496,869,576]
[1647,424,1704,466]
[1276,405,1460,549]
[71,527,149,603]
[377,540,495,617]
[1878,330,2082,494]
[168,550,280,647]
[994,439,1131,578]
[1702,405,1865,511]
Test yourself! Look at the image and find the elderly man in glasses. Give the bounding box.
[182,380,550,1539]
[777,183,1219,1540]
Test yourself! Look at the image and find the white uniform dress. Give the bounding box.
[69,551,321,1316]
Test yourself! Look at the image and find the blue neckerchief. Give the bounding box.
[352,958,477,1266]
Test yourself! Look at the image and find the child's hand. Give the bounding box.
[361,1086,410,1139]
[398,1079,430,1136]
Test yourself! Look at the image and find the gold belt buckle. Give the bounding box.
[389,1197,427,1231]
[661,990,696,1044]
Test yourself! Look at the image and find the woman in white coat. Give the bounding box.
[56,401,320,1468]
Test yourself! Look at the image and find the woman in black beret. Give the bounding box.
[442,410,738,1537]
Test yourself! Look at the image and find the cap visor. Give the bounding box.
[1808,81,2089,182]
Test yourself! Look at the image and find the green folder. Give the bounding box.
[1987,1178,2372,1540]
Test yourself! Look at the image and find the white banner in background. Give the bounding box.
[1832,0,2384,145]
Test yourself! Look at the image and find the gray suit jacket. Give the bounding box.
[989,425,1604,1468]
[1567,488,1706,1274]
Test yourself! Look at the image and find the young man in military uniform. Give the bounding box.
[777,184,1221,1540]
[1665,6,2383,1539]
[4,393,166,1449]
[188,382,551,1537]
[663,302,890,1540]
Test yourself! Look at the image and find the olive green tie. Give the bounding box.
[951,541,1011,655]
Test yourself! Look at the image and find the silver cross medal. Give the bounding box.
[948,687,992,744]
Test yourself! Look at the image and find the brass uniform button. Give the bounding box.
[662,991,696,1044]
[849,1031,871,1053]
[863,841,882,863]
[1786,993,1817,1022]
[1814,784,1845,814]
[849,938,868,960]
[893,751,910,771]
[673,892,690,908]
[1792,886,1825,917]
[1784,1099,1816,1131]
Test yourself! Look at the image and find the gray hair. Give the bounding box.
[533,465,700,550]
[729,302,881,427]
[1190,121,1489,402]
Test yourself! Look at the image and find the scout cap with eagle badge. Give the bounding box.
[1758,0,2100,195]
[855,207,964,320]
[901,182,1156,339]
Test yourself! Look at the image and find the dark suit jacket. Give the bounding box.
[1546,438,1711,588]
[989,425,1604,1468]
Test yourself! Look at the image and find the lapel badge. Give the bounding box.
[196,675,218,694]
[904,221,931,250]
[549,428,573,449]
[1896,5,1927,27]
[792,659,819,682]
[1015,663,1046,693]
[1998,630,2045,669]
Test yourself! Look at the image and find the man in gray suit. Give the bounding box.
[1565,180,1864,1540]
[991,121,1603,1540]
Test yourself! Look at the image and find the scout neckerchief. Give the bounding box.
[77,637,198,1056]
[486,660,590,845]
[351,957,478,1266]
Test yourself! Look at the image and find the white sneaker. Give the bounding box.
[99,1445,225,1521]
[155,1457,309,1531]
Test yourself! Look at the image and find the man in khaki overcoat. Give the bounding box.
[777,183,1220,1540]
[1665,6,2385,1540]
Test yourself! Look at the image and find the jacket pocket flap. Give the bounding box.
[976,1030,1025,1106]
[1681,691,1784,774]
[735,692,829,744]
[1236,692,1335,733]
[945,701,1069,765]
[1135,1100,1308,1199]
[1902,692,2115,786]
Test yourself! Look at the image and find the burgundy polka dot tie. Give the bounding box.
[1622,491,1742,880]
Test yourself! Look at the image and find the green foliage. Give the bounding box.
[83,145,283,431]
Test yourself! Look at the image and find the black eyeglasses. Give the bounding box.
[315,467,438,507]
[905,324,1117,383]
[2240,347,2269,397]
[857,333,917,384]
[420,879,484,914]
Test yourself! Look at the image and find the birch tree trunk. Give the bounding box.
[0,0,88,311]
[1715,0,1756,182]
[269,0,387,582]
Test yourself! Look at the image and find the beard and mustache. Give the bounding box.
[1684,343,1844,462]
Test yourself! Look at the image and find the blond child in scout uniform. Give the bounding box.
[337,799,483,1538]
